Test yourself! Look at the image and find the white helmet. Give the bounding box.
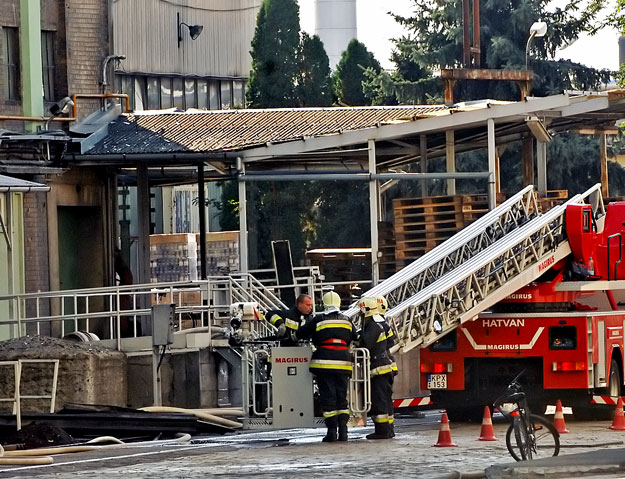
[323,291,341,311]
[358,296,381,317]
[376,295,388,315]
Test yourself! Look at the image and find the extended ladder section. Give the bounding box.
[345,184,539,319]
[386,184,605,353]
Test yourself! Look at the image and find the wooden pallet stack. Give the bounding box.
[537,190,568,212]
[393,193,505,269]
[378,221,396,280]
[393,195,465,268]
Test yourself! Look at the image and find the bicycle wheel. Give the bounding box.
[506,416,531,461]
[506,414,560,461]
[527,414,560,459]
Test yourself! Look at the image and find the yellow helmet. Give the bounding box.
[376,295,388,314]
[358,296,381,317]
[322,291,341,310]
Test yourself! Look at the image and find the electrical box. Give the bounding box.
[152,303,175,346]
[271,346,315,428]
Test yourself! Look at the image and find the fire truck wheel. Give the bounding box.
[574,359,621,420]
[606,359,622,398]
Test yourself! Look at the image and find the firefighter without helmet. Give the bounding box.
[358,296,383,317]
[323,291,341,311]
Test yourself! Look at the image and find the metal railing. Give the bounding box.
[0,271,320,351]
[0,359,59,430]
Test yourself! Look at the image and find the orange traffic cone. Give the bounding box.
[610,397,625,430]
[553,400,569,433]
[434,412,457,447]
[478,405,497,441]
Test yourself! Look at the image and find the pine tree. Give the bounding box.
[333,39,382,106]
[247,0,301,108]
[365,0,611,104]
[297,33,333,107]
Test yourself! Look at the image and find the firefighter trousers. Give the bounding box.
[370,373,393,424]
[315,372,350,419]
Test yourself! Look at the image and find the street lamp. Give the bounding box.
[525,21,547,69]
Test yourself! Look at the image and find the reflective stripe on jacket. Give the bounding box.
[360,317,393,376]
[297,311,355,375]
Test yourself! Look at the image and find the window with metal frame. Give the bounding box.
[2,27,19,101]
[116,73,245,111]
[41,31,55,101]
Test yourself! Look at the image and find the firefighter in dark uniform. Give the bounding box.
[265,294,313,345]
[377,295,398,437]
[358,296,394,439]
[297,291,355,442]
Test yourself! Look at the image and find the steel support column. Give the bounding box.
[197,163,207,279]
[368,140,380,286]
[600,133,609,198]
[420,134,428,197]
[136,163,151,285]
[237,157,248,273]
[446,130,456,195]
[487,119,496,210]
[537,140,547,192]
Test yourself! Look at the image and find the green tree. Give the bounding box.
[247,0,301,108]
[333,39,382,106]
[365,0,611,104]
[297,33,333,107]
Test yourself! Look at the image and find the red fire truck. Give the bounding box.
[420,201,625,418]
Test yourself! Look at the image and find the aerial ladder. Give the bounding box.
[348,184,605,353]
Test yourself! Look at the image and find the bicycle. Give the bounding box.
[493,370,560,461]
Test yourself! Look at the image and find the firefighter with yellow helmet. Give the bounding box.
[358,295,394,439]
[376,295,398,437]
[297,291,355,442]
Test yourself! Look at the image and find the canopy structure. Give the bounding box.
[0,174,50,193]
[67,91,625,283]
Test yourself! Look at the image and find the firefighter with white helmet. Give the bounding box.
[297,290,355,442]
[358,295,394,439]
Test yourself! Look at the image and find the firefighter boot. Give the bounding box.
[322,416,338,442]
[338,414,349,442]
[366,422,392,440]
[389,420,395,438]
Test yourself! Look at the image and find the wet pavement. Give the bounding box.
[0,412,624,478]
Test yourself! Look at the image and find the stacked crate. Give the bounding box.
[393,193,506,268]
[197,231,240,276]
[306,248,371,304]
[150,233,198,282]
[394,196,465,268]
[537,190,568,212]
[378,221,396,280]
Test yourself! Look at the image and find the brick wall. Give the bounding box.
[64,0,109,118]
[23,188,51,334]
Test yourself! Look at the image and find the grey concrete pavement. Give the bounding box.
[0,413,623,478]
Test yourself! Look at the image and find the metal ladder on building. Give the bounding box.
[350,184,604,353]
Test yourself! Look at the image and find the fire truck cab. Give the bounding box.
[420,201,625,418]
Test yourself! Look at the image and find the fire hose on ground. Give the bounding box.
[138,406,243,428]
[0,433,192,466]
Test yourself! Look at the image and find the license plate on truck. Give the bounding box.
[427,374,447,389]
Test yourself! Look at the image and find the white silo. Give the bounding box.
[314,0,357,69]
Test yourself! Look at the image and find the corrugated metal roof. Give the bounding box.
[87,105,456,155]
[0,175,49,192]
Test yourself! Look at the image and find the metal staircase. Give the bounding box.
[351,184,605,353]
